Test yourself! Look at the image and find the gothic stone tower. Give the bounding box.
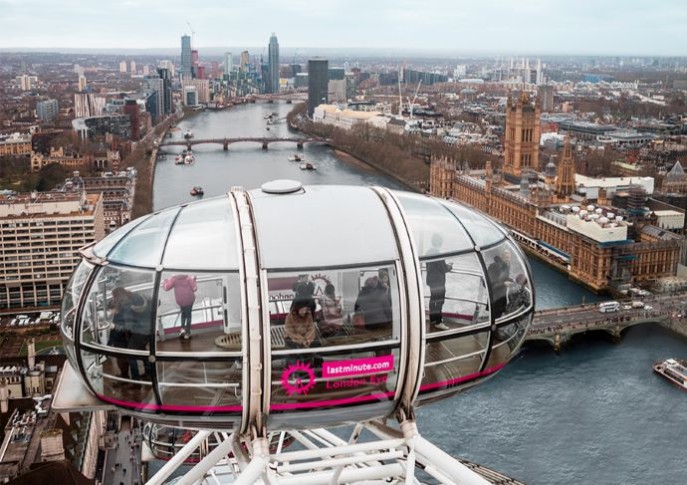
[555,137,576,200]
[504,92,541,178]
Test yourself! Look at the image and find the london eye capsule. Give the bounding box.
[59,181,534,432]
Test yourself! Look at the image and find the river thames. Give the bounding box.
[153,103,687,484]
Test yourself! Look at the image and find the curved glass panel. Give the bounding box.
[251,186,398,268]
[155,272,242,355]
[419,331,489,397]
[156,358,243,411]
[394,192,473,256]
[482,240,532,322]
[80,266,156,352]
[440,200,505,247]
[60,260,93,341]
[81,348,156,409]
[108,207,180,267]
[485,313,532,369]
[162,198,239,270]
[144,425,199,461]
[143,425,290,462]
[267,264,400,414]
[421,253,490,335]
[92,215,150,259]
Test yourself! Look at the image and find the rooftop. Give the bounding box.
[0,193,101,219]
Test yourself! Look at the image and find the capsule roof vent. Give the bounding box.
[261,179,303,194]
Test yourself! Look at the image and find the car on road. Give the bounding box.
[644,305,653,311]
[622,304,632,310]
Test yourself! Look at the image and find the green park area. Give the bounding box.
[18,338,63,357]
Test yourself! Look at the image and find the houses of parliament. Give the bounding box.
[430,93,682,293]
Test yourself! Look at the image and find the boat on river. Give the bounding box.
[184,129,193,139]
[175,150,195,165]
[653,358,687,391]
[190,186,204,196]
[288,154,303,162]
[300,162,317,171]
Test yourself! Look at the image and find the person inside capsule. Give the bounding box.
[284,298,317,348]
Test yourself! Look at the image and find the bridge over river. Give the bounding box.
[159,137,329,152]
[527,292,687,350]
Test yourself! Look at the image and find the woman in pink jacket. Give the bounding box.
[163,274,197,340]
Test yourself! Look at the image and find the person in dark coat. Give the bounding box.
[487,248,513,319]
[354,275,392,329]
[292,274,316,314]
[426,235,453,331]
[108,287,149,379]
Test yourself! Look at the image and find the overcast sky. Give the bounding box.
[1,0,686,56]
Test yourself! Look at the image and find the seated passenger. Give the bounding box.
[284,298,317,348]
[354,275,392,329]
[320,284,344,337]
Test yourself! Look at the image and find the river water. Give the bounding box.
[153,103,687,485]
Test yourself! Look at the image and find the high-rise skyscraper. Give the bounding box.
[307,58,329,118]
[144,76,164,122]
[157,68,173,114]
[538,84,554,112]
[240,51,250,72]
[36,99,59,123]
[268,33,280,94]
[224,52,233,77]
[123,99,141,140]
[78,75,87,91]
[191,49,199,78]
[158,60,175,77]
[181,34,192,79]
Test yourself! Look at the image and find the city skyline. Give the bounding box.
[1,0,687,56]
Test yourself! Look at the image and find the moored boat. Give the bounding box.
[653,358,687,391]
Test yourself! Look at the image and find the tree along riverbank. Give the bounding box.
[129,114,181,219]
[287,102,499,193]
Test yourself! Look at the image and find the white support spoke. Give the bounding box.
[140,419,510,484]
[146,430,212,485]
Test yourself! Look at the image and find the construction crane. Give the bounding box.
[398,77,403,117]
[408,79,422,119]
[186,20,196,48]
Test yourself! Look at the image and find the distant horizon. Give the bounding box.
[2,1,687,58]
[2,45,686,59]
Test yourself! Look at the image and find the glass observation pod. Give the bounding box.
[142,423,294,462]
[60,181,534,431]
